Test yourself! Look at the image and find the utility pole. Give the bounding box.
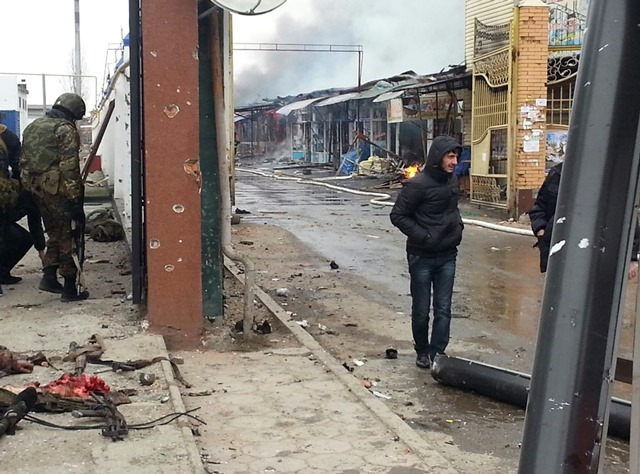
[74,0,82,95]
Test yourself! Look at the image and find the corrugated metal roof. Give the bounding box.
[352,80,394,100]
[315,92,358,107]
[276,97,325,115]
[372,90,405,103]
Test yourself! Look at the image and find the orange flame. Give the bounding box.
[403,164,420,179]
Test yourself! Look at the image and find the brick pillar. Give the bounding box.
[141,0,203,345]
[513,0,549,217]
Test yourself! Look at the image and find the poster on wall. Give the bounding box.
[387,96,457,122]
[547,0,590,46]
[418,94,457,121]
[546,129,568,165]
[387,98,404,123]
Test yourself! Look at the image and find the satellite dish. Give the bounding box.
[210,0,288,15]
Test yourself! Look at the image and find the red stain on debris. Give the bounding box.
[41,374,110,398]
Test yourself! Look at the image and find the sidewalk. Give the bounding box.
[0,207,505,473]
[174,260,508,473]
[0,212,202,474]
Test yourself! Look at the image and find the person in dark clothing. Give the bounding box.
[0,190,46,284]
[0,123,23,297]
[0,124,21,178]
[530,162,639,276]
[390,135,464,369]
[529,163,562,273]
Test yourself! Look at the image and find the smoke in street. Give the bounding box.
[233,0,465,105]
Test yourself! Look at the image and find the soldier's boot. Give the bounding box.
[39,266,63,294]
[61,277,89,303]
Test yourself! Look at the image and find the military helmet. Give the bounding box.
[53,93,86,120]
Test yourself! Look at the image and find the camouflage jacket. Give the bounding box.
[20,110,82,200]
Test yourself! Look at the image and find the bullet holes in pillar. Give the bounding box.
[164,104,180,118]
[173,204,185,214]
[149,239,161,249]
[164,264,175,272]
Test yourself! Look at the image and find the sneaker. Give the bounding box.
[416,353,430,369]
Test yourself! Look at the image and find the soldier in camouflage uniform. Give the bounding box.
[21,93,89,302]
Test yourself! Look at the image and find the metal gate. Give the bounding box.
[470,19,513,209]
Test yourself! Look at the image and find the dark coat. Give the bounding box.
[529,163,562,273]
[530,162,640,273]
[390,136,463,258]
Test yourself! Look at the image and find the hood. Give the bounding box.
[424,135,462,180]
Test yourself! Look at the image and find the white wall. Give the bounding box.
[465,0,516,65]
[0,76,19,110]
[93,51,132,236]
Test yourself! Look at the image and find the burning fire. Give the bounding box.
[403,164,420,179]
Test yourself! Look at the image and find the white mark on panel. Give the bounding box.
[549,240,566,257]
[556,216,566,224]
[578,238,590,249]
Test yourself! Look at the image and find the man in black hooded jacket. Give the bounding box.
[530,162,639,276]
[390,135,464,369]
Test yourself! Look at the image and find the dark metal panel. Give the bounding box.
[519,0,640,471]
[198,4,223,320]
[129,0,146,305]
[141,0,203,342]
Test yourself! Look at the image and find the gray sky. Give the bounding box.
[232,0,466,105]
[3,0,129,108]
[2,1,465,108]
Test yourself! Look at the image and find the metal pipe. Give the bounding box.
[431,355,631,440]
[211,9,256,338]
[519,0,640,471]
[74,0,82,95]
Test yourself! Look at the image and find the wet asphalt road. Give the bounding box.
[236,171,545,357]
[234,169,633,471]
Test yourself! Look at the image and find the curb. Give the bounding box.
[225,257,460,473]
[154,334,206,474]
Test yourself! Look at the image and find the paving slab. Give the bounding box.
[0,242,203,474]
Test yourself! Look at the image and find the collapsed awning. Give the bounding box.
[372,90,405,103]
[315,92,358,107]
[276,97,325,115]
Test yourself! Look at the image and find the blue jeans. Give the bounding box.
[408,254,456,357]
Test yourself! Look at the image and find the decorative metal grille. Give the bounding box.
[472,77,508,144]
[474,18,511,56]
[471,175,506,204]
[548,53,580,83]
[547,54,579,126]
[474,49,510,87]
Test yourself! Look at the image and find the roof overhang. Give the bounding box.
[315,92,358,107]
[276,97,325,115]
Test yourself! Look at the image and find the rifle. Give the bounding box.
[72,392,128,441]
[71,212,86,294]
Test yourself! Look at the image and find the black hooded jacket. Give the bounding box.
[390,135,464,258]
[529,162,639,273]
[529,163,561,272]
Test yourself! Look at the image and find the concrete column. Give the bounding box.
[141,0,203,344]
[512,0,549,216]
